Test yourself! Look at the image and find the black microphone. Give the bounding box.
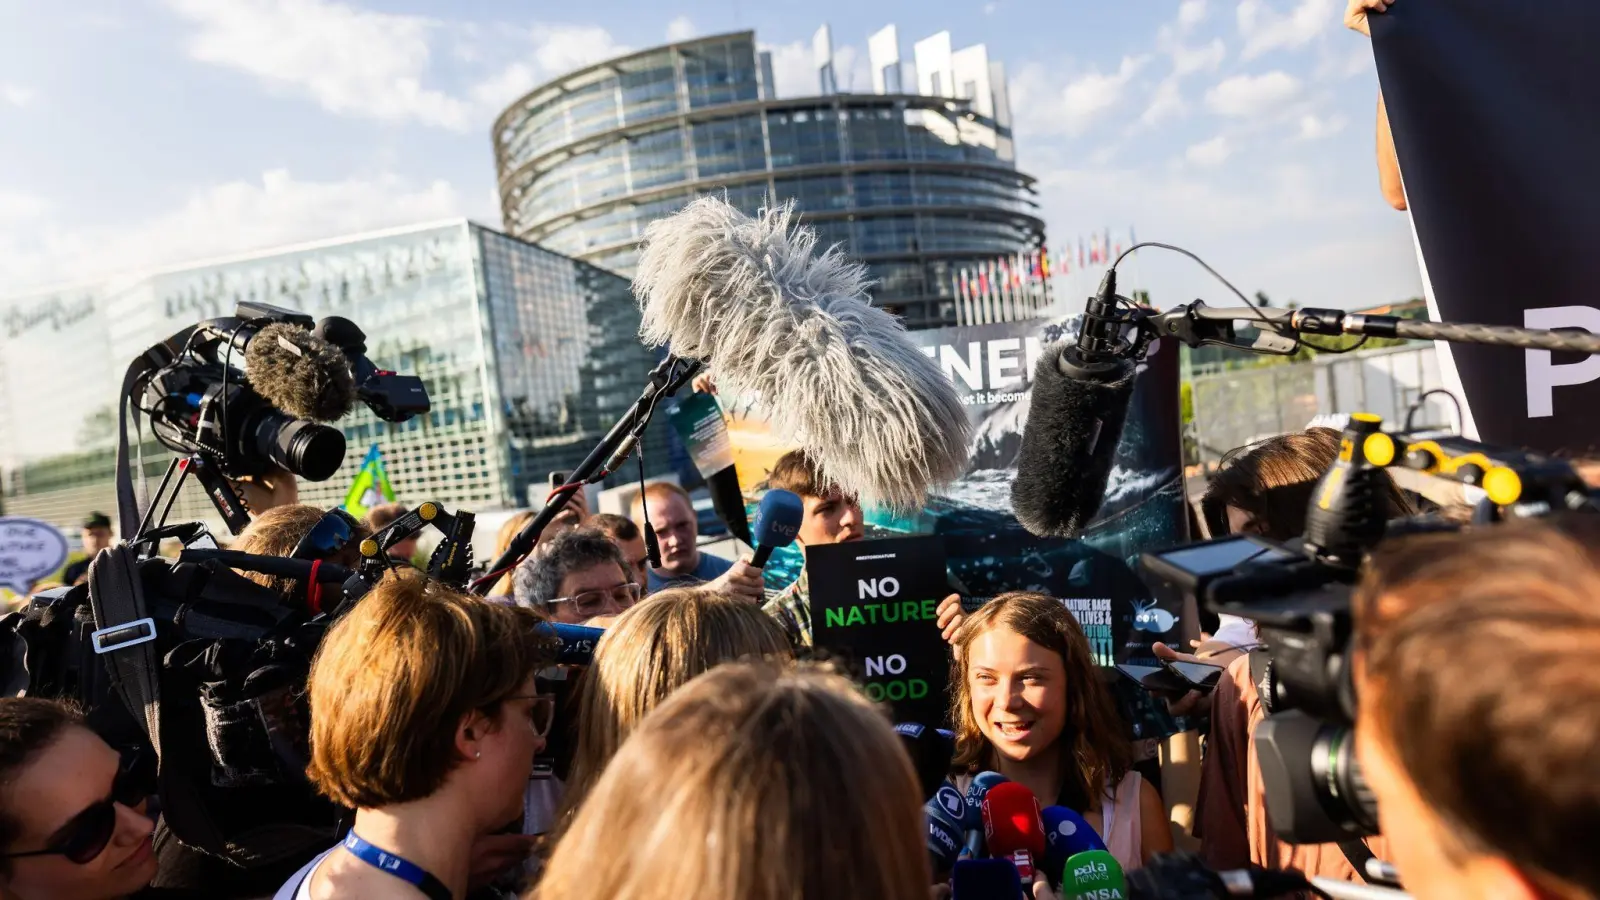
[243,322,358,422]
[1010,269,1137,538]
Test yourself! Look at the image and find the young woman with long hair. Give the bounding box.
[950,591,1173,870]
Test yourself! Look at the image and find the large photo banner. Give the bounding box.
[1373,2,1600,454]
[711,315,1187,666]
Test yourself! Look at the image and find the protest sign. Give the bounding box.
[0,517,69,595]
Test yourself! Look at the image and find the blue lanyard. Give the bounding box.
[341,831,453,900]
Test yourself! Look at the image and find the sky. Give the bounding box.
[0,0,1424,311]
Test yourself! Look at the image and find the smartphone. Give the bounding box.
[1115,663,1191,695]
[1165,660,1224,692]
[549,471,569,490]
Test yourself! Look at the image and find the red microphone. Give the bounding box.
[981,781,1047,881]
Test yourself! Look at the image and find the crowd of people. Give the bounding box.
[5,3,1598,899]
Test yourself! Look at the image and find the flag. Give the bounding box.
[342,443,396,519]
[1040,247,1049,278]
[1129,225,1138,247]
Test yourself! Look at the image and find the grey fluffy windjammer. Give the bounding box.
[633,197,971,511]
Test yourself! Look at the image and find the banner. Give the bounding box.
[720,315,1187,665]
[1373,2,1600,454]
[808,535,951,725]
[0,517,68,596]
[342,444,395,518]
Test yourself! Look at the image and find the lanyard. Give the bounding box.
[341,831,454,900]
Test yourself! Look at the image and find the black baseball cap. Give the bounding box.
[83,512,112,530]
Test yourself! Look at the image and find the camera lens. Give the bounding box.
[250,409,346,481]
[1311,726,1380,836]
[1255,710,1380,844]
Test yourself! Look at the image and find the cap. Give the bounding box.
[83,512,112,530]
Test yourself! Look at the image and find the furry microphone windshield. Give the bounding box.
[633,198,970,511]
[243,322,358,422]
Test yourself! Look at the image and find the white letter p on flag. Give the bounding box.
[1525,306,1600,417]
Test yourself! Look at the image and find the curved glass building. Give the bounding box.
[492,29,1045,329]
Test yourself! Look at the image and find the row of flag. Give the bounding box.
[950,227,1138,326]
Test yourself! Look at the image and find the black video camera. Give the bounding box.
[132,301,428,484]
[1139,414,1597,844]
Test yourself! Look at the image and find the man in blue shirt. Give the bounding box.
[630,482,764,601]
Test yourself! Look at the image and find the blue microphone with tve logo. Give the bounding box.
[751,489,804,567]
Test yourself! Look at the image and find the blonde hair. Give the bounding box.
[234,504,368,602]
[488,510,536,597]
[534,662,931,900]
[559,589,792,820]
[306,570,553,808]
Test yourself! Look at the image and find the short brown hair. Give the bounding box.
[950,591,1132,812]
[767,449,830,499]
[628,481,692,522]
[536,662,930,900]
[0,699,83,872]
[589,512,639,542]
[1202,427,1413,539]
[559,589,792,821]
[365,502,407,531]
[306,571,554,809]
[1356,516,1600,895]
[234,504,369,602]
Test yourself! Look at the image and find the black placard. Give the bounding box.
[808,535,951,727]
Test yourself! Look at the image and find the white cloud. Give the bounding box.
[983,1,999,13]
[1298,112,1347,140]
[1012,55,1148,138]
[665,15,696,42]
[1178,0,1208,29]
[2,84,36,108]
[0,170,463,293]
[164,0,472,129]
[1205,70,1302,117]
[1186,135,1232,167]
[1142,78,1186,126]
[1172,37,1226,76]
[1237,0,1337,60]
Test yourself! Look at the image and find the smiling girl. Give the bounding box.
[950,591,1173,871]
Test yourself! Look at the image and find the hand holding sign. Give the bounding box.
[0,517,70,597]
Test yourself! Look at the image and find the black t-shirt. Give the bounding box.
[62,558,91,585]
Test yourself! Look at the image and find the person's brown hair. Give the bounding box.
[306,570,554,809]
[628,481,693,521]
[233,504,369,602]
[0,699,83,874]
[365,502,407,531]
[950,591,1132,812]
[488,510,537,596]
[1202,427,1414,539]
[559,589,793,822]
[1355,516,1600,896]
[589,512,639,542]
[767,449,829,499]
[534,661,930,900]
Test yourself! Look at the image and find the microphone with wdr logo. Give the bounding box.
[750,488,803,567]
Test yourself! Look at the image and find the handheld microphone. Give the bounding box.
[964,771,1010,831]
[924,795,966,874]
[950,858,1023,900]
[633,197,971,511]
[1041,806,1107,888]
[896,723,957,802]
[750,489,804,567]
[982,781,1047,882]
[243,322,358,421]
[1010,269,1137,538]
[534,622,604,666]
[1061,849,1127,900]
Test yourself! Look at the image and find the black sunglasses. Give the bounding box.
[2,753,149,864]
[292,507,361,561]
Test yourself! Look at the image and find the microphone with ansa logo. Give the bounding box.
[1063,848,1128,900]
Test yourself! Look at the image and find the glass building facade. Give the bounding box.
[0,222,674,535]
[492,31,1046,330]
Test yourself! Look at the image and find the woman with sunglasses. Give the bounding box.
[277,570,558,899]
[0,698,159,900]
[234,504,371,605]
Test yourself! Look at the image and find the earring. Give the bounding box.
[474,751,482,760]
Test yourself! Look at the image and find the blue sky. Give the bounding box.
[0,0,1423,311]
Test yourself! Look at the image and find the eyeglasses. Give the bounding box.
[292,507,361,561]
[547,583,642,618]
[2,752,149,864]
[509,694,558,738]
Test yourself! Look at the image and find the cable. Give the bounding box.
[1404,388,1466,433]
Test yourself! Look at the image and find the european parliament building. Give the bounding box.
[0,222,674,534]
[492,26,1046,330]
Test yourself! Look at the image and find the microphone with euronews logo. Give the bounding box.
[963,771,1010,858]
